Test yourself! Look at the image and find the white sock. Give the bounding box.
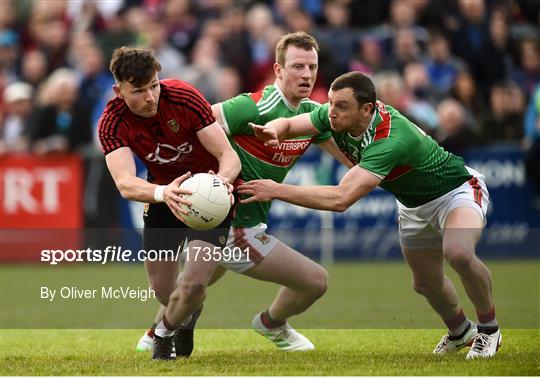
[154,320,175,338]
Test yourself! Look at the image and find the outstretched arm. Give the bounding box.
[251,113,320,147]
[105,147,193,220]
[317,138,354,169]
[238,165,381,212]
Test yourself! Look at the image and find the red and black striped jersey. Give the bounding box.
[98,79,219,185]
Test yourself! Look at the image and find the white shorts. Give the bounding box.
[397,167,489,250]
[220,223,278,273]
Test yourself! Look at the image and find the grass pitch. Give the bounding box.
[1,261,539,375]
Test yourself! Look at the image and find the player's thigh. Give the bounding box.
[443,207,484,261]
[444,207,484,242]
[181,239,220,286]
[402,246,444,287]
[244,240,327,291]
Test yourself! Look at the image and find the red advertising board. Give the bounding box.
[0,154,83,261]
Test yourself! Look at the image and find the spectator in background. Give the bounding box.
[402,61,439,131]
[161,0,199,56]
[182,36,225,104]
[96,7,137,62]
[28,68,92,155]
[244,3,276,91]
[316,0,355,75]
[450,0,490,93]
[480,81,525,143]
[20,49,49,88]
[477,6,513,99]
[433,98,478,155]
[386,28,424,73]
[1,81,33,154]
[140,20,187,80]
[1,29,20,83]
[425,30,466,95]
[220,5,251,90]
[373,70,409,111]
[27,1,70,72]
[349,36,384,76]
[513,38,540,98]
[523,84,540,204]
[214,66,242,103]
[450,70,485,127]
[69,32,115,129]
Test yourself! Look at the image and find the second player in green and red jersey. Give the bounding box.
[220,83,332,226]
[309,101,472,207]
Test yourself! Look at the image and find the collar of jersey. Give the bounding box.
[347,108,378,140]
[273,82,300,111]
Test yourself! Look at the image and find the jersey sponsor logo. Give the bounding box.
[145,142,193,164]
[167,119,179,132]
[254,232,271,245]
[234,135,312,167]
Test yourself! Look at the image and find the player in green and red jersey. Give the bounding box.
[240,71,501,359]
[137,32,352,355]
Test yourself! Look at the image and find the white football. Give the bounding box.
[178,173,231,230]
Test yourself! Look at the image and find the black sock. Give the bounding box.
[477,325,499,335]
[448,321,472,341]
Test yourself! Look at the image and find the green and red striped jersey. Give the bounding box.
[221,84,331,227]
[310,101,472,207]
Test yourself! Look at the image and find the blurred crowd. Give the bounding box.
[0,0,539,166]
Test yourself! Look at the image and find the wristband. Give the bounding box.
[153,185,166,203]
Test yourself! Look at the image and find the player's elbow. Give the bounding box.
[332,192,356,212]
[333,199,350,212]
[115,179,131,199]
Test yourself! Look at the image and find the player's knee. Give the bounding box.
[412,278,443,297]
[444,241,474,272]
[307,267,328,300]
[178,279,207,302]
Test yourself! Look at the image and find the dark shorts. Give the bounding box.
[143,202,232,253]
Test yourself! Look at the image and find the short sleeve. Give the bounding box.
[97,109,128,155]
[309,103,331,134]
[359,139,407,177]
[221,94,259,135]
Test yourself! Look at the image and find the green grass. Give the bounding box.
[1,329,538,375]
[1,261,539,375]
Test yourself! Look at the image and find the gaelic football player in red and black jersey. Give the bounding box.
[98,47,241,360]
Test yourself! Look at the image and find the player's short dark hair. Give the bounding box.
[331,72,377,113]
[110,46,161,87]
[275,32,319,66]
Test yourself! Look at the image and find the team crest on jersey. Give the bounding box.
[167,119,179,132]
[219,235,227,245]
[143,203,150,215]
[254,232,270,245]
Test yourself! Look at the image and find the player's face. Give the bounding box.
[328,88,372,136]
[114,73,160,118]
[276,46,318,102]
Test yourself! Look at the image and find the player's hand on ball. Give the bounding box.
[237,179,277,203]
[164,172,193,221]
[208,170,235,206]
[249,123,279,147]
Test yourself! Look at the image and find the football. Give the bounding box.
[178,173,231,230]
